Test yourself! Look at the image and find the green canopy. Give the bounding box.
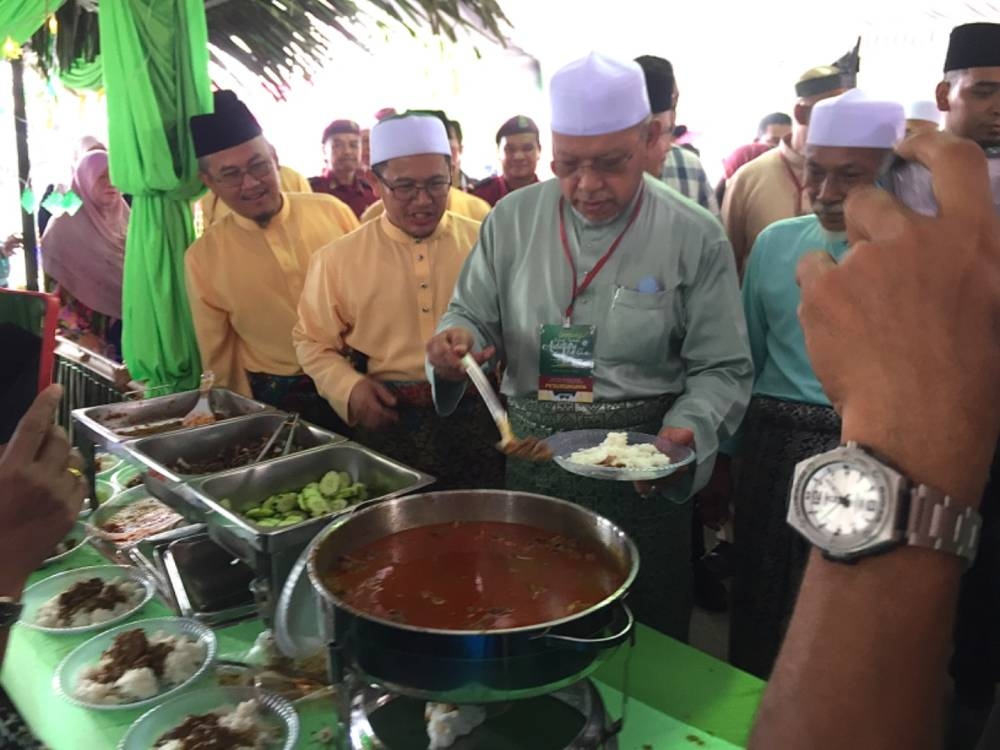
[1,0,67,45]
[58,54,102,91]
[99,0,210,392]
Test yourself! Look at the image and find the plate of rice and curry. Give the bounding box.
[544,430,695,482]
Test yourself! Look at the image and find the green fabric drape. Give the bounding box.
[58,54,102,91]
[99,0,211,392]
[1,0,67,45]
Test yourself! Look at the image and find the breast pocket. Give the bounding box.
[600,286,682,364]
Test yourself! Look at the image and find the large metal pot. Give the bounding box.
[308,490,638,703]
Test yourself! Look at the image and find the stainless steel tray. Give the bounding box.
[124,413,346,482]
[86,520,205,606]
[158,532,257,626]
[175,443,434,558]
[72,388,271,447]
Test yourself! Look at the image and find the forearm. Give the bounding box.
[0,566,29,667]
[295,341,364,423]
[751,403,992,750]
[751,547,960,750]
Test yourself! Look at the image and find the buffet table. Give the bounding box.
[1,546,764,749]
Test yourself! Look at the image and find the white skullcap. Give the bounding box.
[370,114,450,165]
[550,52,651,136]
[807,90,905,149]
[905,100,941,125]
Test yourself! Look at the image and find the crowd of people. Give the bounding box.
[2,17,1000,749]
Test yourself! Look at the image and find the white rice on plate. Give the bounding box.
[34,578,144,628]
[74,630,207,705]
[155,700,277,749]
[567,431,672,470]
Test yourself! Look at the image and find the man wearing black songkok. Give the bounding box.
[184,90,358,431]
[882,21,1000,748]
[470,116,541,206]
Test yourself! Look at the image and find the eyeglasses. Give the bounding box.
[211,160,274,188]
[551,152,634,179]
[377,176,452,201]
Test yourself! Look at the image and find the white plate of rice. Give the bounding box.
[53,617,217,710]
[545,430,696,482]
[54,617,216,711]
[19,565,156,635]
[41,521,91,567]
[118,686,298,750]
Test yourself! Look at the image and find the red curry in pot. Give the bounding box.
[322,521,627,630]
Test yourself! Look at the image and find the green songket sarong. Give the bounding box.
[353,381,505,492]
[505,395,692,640]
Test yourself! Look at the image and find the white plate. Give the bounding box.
[94,479,114,505]
[118,686,299,750]
[91,486,186,545]
[95,453,123,479]
[19,565,156,635]
[42,521,91,566]
[111,464,145,492]
[54,617,216,711]
[545,429,696,482]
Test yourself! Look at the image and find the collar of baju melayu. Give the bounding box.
[568,180,646,232]
[778,133,805,170]
[231,192,291,231]
[378,210,451,244]
[808,214,851,260]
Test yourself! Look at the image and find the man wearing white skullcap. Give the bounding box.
[426,52,753,638]
[904,100,941,138]
[722,41,860,276]
[294,112,503,489]
[359,110,491,224]
[729,90,905,679]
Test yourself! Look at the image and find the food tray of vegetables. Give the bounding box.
[236,470,370,527]
[178,443,434,557]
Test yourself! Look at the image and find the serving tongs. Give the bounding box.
[461,354,552,461]
[253,413,301,464]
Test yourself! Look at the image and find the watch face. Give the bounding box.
[800,459,890,551]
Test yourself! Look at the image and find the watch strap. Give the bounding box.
[906,484,981,565]
[0,597,23,628]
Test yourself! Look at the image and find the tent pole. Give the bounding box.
[10,57,39,292]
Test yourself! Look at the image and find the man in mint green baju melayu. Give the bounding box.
[425,52,753,639]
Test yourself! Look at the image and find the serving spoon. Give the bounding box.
[460,354,552,462]
[181,371,216,428]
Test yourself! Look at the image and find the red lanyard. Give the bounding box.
[779,153,805,215]
[558,191,645,325]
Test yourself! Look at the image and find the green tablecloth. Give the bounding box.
[1,547,764,749]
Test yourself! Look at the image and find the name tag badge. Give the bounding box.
[538,324,596,403]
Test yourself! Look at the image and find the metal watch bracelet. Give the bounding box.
[906,484,982,565]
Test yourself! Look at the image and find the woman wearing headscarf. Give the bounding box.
[40,149,128,361]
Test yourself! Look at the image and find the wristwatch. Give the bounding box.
[788,441,982,566]
[0,597,22,628]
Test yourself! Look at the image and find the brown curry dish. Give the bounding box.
[322,520,627,630]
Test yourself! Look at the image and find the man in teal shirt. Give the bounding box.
[426,52,752,638]
[730,90,905,678]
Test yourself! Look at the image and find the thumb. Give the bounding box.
[445,328,472,355]
[370,379,398,408]
[660,426,695,448]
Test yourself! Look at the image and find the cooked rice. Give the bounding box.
[73,631,206,705]
[567,431,672,470]
[35,578,144,628]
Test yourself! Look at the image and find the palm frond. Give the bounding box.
[28,0,511,93]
